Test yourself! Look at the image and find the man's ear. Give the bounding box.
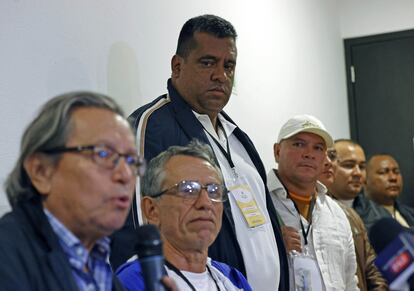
[23,154,55,196]
[141,196,161,226]
[274,142,281,163]
[171,54,182,79]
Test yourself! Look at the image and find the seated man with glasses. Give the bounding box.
[116,140,252,291]
[0,92,176,290]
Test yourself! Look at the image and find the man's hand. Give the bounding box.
[281,225,302,253]
[161,276,178,291]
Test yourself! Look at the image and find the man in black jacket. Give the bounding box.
[332,140,414,232]
[0,92,176,291]
[364,154,414,228]
[111,14,289,291]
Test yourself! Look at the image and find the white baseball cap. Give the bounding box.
[277,114,333,147]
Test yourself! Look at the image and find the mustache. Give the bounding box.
[298,162,316,169]
[208,85,228,94]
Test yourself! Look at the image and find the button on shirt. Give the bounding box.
[194,111,281,291]
[44,209,113,291]
[267,170,359,291]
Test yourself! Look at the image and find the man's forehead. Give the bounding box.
[372,156,399,169]
[191,33,237,56]
[287,132,325,145]
[68,107,135,147]
[335,142,365,159]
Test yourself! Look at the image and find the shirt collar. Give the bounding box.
[267,168,285,194]
[44,208,82,248]
[338,199,354,208]
[267,169,328,198]
[43,208,110,263]
[193,111,236,140]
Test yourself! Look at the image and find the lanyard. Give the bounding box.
[203,121,238,178]
[275,171,315,245]
[289,195,316,246]
[165,260,220,291]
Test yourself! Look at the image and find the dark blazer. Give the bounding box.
[110,79,289,291]
[0,194,124,291]
[354,193,414,232]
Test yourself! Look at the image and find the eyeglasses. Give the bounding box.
[43,144,146,176]
[152,180,228,203]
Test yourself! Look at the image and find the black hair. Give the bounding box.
[176,14,237,58]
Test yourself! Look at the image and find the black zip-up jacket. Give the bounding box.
[110,79,290,291]
[354,193,414,232]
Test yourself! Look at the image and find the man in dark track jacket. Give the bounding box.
[110,14,289,291]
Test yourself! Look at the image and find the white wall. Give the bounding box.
[0,0,350,215]
[339,0,414,38]
[229,0,348,171]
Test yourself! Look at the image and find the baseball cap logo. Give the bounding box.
[302,120,321,129]
[277,114,333,147]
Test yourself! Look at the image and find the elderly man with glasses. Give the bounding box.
[0,92,177,291]
[116,141,252,291]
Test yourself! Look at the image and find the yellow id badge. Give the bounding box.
[229,183,266,228]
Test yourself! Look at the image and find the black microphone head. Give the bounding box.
[369,217,407,254]
[134,224,163,258]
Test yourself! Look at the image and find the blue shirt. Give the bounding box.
[116,258,252,291]
[44,208,113,291]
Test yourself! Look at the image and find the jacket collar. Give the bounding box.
[18,194,60,250]
[167,79,210,144]
[267,169,327,200]
[17,194,80,291]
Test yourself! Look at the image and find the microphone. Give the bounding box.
[369,218,414,291]
[135,224,166,291]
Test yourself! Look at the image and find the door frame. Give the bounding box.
[344,29,414,141]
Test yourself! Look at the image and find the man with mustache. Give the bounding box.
[319,147,387,291]
[267,115,358,290]
[364,154,414,227]
[117,141,252,291]
[111,14,288,291]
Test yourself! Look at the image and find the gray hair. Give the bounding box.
[142,140,223,197]
[5,91,125,207]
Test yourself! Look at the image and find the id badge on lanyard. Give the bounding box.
[290,249,325,291]
[204,122,267,228]
[282,184,325,291]
[227,174,266,228]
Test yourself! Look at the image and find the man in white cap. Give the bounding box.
[267,114,358,291]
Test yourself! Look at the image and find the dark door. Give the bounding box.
[345,29,414,207]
